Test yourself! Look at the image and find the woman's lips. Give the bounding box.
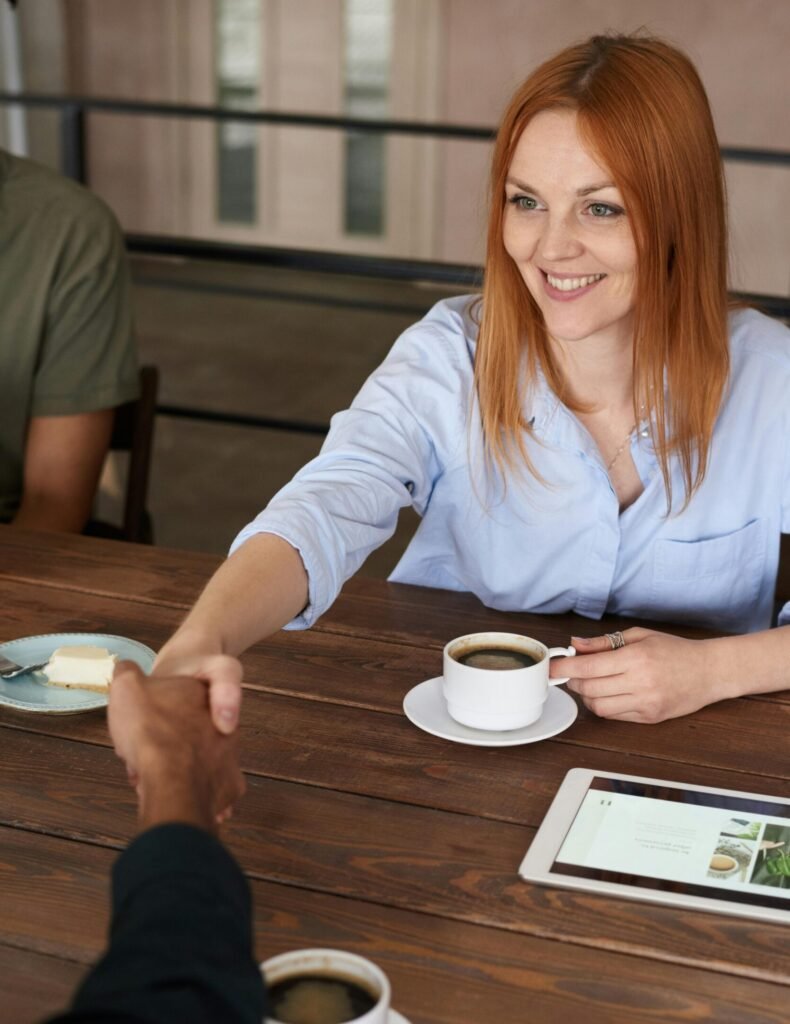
[541,270,606,302]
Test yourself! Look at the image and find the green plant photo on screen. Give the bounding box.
[750,826,790,889]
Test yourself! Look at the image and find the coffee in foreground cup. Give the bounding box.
[442,631,575,731]
[269,973,377,1023]
[263,948,390,1024]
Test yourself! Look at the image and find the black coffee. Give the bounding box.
[453,646,539,671]
[268,973,377,1024]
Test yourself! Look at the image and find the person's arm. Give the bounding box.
[155,311,470,734]
[551,625,790,723]
[44,664,267,1024]
[12,410,113,532]
[17,175,138,533]
[157,533,309,668]
[154,533,309,732]
[47,825,264,1024]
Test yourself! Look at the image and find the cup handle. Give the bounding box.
[547,645,576,686]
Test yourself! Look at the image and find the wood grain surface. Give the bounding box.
[1,528,789,1023]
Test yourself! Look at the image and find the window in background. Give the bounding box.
[215,0,260,224]
[343,0,393,236]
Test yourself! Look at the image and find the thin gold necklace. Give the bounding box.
[607,406,648,472]
[606,423,637,472]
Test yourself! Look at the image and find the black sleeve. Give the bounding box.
[44,824,268,1024]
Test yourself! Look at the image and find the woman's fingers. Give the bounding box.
[571,627,651,654]
[552,648,627,679]
[201,655,244,734]
[565,630,708,724]
[152,652,244,735]
[567,674,632,700]
[571,634,615,654]
[576,692,641,718]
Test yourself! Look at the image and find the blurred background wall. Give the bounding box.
[2,0,788,565]
[7,0,789,293]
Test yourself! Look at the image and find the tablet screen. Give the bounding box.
[552,777,790,911]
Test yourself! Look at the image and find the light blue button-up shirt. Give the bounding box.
[232,297,790,634]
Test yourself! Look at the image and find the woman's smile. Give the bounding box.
[541,269,607,300]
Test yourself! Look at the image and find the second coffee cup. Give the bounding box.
[442,631,576,730]
[262,948,390,1024]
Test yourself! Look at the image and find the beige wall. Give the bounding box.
[436,0,790,295]
[10,0,789,296]
[61,0,194,234]
[62,0,443,257]
[2,0,66,163]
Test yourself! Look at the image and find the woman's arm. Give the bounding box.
[155,304,471,731]
[550,626,790,723]
[154,533,308,731]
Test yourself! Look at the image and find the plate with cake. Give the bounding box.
[0,633,156,714]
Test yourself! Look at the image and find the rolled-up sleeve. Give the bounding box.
[230,312,471,627]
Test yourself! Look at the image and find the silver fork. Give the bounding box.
[0,654,48,678]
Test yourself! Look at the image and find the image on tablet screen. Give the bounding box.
[749,825,790,890]
[552,777,790,911]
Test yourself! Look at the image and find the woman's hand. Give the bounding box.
[550,628,722,723]
[153,638,244,736]
[148,534,309,736]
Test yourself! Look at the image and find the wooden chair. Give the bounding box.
[777,534,790,621]
[85,365,159,543]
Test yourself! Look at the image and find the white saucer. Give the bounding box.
[403,677,577,747]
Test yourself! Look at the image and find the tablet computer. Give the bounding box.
[519,768,790,924]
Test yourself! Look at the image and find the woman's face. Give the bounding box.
[503,108,637,349]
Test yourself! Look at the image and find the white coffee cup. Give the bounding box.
[442,631,576,730]
[262,948,390,1024]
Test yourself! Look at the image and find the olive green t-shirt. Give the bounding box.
[0,150,138,522]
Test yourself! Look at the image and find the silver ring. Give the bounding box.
[606,631,626,650]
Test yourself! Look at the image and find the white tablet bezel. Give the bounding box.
[518,768,790,925]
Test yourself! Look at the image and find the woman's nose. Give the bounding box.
[538,214,584,262]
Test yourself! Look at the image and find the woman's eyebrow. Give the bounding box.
[577,182,617,195]
[505,177,618,197]
[506,178,545,199]
[505,177,538,193]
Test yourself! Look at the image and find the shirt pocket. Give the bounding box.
[650,518,766,629]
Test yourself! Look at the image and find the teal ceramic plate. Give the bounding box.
[0,633,155,714]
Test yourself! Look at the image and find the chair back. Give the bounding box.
[86,365,158,543]
[112,365,158,542]
[777,533,790,619]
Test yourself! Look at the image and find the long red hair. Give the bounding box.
[475,34,730,508]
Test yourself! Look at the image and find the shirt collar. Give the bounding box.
[525,361,658,469]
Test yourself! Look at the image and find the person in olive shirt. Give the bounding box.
[0,148,138,531]
[46,662,268,1024]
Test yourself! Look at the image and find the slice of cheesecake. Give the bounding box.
[43,645,118,693]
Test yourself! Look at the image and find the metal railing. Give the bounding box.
[3,91,790,180]
[3,92,790,438]
[135,234,790,438]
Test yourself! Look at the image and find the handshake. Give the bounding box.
[108,660,245,833]
[51,662,267,1024]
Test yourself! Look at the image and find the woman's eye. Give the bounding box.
[509,195,539,211]
[588,202,621,218]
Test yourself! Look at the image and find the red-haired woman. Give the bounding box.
[158,35,790,727]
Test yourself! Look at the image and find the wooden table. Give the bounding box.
[1,527,789,1023]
